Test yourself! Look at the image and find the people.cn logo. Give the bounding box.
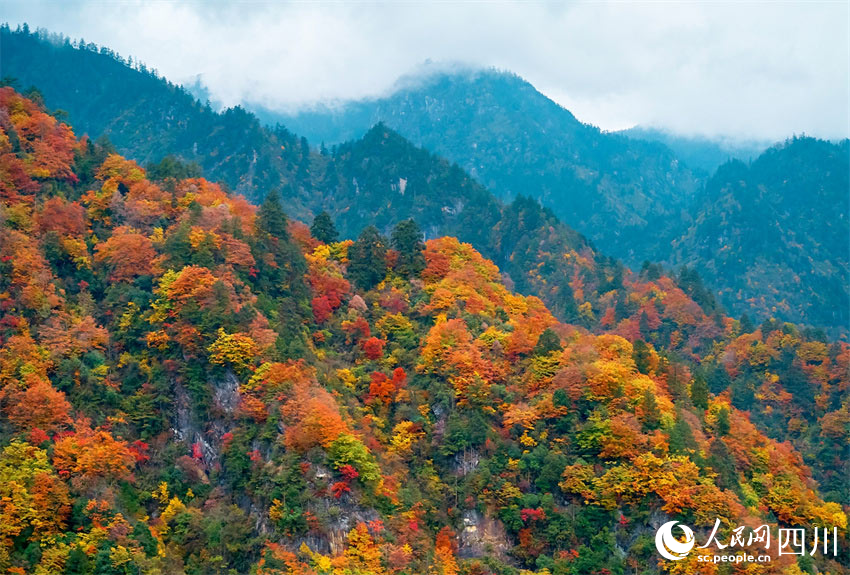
[655,521,696,560]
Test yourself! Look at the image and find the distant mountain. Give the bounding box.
[5,26,845,332]
[277,72,850,332]
[671,137,850,329]
[274,68,703,265]
[0,24,312,210]
[0,27,627,328]
[319,125,615,327]
[317,124,500,246]
[620,126,768,174]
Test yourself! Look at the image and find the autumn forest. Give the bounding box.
[0,22,848,575]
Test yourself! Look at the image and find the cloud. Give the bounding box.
[2,1,848,140]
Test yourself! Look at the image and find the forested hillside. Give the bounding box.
[0,86,848,575]
[316,124,724,342]
[0,24,313,209]
[4,25,847,332]
[0,27,702,264]
[280,69,850,333]
[0,26,706,334]
[278,68,703,265]
[671,137,850,330]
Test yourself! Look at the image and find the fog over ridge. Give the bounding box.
[2,0,847,141]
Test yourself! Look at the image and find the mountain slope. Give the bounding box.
[281,72,849,331]
[276,68,703,264]
[0,87,847,574]
[0,24,313,209]
[0,27,695,335]
[319,125,726,348]
[671,137,850,330]
[5,25,846,333]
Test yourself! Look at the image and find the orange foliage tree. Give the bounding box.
[282,386,348,452]
[3,374,72,434]
[94,226,157,281]
[37,197,87,236]
[52,423,134,486]
[368,367,407,405]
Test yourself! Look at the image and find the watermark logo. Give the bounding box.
[655,521,695,560]
[654,519,840,564]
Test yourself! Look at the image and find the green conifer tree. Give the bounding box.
[690,374,710,410]
[349,226,388,290]
[310,211,339,244]
[391,219,426,278]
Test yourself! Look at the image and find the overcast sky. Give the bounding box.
[2,1,848,140]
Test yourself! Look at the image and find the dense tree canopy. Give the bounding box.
[0,79,846,575]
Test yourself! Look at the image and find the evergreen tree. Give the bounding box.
[391,219,426,278]
[349,226,388,290]
[706,362,731,394]
[669,409,698,456]
[640,389,661,431]
[253,189,309,300]
[678,266,719,315]
[257,189,290,241]
[147,155,202,181]
[632,339,651,374]
[664,359,687,400]
[296,136,311,181]
[739,313,754,333]
[690,374,709,410]
[640,260,663,281]
[310,211,339,244]
[553,388,569,409]
[707,438,738,490]
[714,406,731,436]
[760,318,778,335]
[65,545,91,573]
[638,310,651,340]
[730,378,756,411]
[251,189,309,357]
[533,327,563,356]
[614,295,630,322]
[558,275,580,323]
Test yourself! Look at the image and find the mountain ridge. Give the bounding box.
[274,67,703,267]
[3,24,847,333]
[671,136,850,330]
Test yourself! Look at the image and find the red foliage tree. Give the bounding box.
[368,368,407,404]
[342,317,371,342]
[361,337,386,360]
[52,423,134,486]
[331,481,351,499]
[38,197,86,236]
[312,295,334,324]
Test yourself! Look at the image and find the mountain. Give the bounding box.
[0,24,313,210]
[620,126,768,174]
[4,25,846,333]
[671,137,850,330]
[277,72,850,332]
[0,26,713,338]
[1,86,847,575]
[317,124,731,350]
[275,68,703,265]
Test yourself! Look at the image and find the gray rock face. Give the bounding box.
[213,369,240,415]
[458,509,510,560]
